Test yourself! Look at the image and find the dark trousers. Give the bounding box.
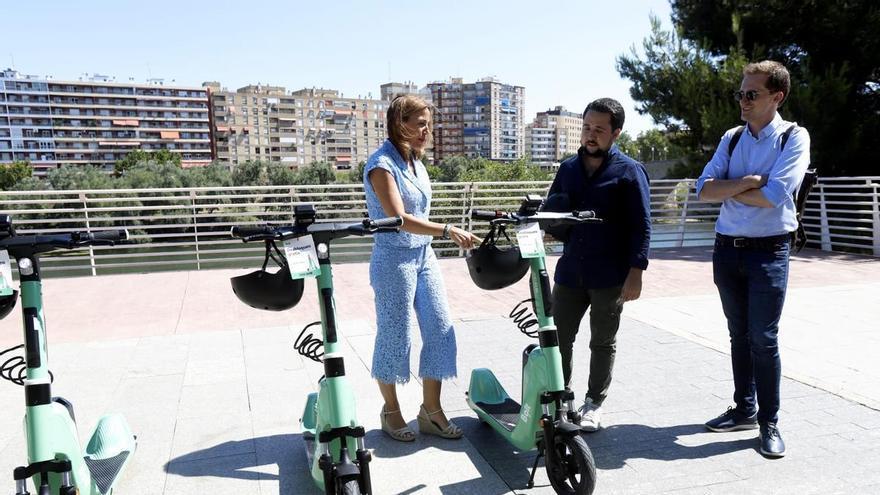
[551,283,623,405]
[713,240,790,425]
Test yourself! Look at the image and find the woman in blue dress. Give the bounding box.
[364,94,479,441]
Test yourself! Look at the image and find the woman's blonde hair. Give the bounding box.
[386,94,433,161]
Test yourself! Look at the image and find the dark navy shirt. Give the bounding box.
[546,145,651,289]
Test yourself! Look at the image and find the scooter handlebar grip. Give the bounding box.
[575,210,596,219]
[89,229,127,243]
[230,225,273,238]
[471,209,503,220]
[367,216,403,229]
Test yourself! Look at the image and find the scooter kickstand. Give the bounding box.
[526,450,544,488]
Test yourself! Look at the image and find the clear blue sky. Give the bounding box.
[6,0,672,134]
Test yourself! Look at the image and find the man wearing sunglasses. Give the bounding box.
[696,61,811,458]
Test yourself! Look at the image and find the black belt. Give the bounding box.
[715,233,792,250]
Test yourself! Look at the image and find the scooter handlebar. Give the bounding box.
[87,229,129,244]
[363,216,403,233]
[230,225,276,240]
[471,209,507,221]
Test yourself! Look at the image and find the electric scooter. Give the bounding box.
[230,205,401,495]
[0,214,136,495]
[466,195,599,495]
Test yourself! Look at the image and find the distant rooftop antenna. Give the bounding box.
[9,53,14,70]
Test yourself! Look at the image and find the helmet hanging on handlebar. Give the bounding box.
[465,224,530,290]
[0,290,18,320]
[230,240,304,311]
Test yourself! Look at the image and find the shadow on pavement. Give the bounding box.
[588,423,761,469]
[166,426,513,495]
[165,433,319,494]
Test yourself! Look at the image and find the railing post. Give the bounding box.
[79,192,97,276]
[818,182,832,251]
[871,180,880,256]
[190,189,201,270]
[676,181,691,248]
[457,183,475,257]
[465,183,477,234]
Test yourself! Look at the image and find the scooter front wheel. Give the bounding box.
[339,479,362,495]
[546,434,596,495]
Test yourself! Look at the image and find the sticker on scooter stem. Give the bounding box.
[0,250,13,296]
[515,222,545,259]
[284,235,321,279]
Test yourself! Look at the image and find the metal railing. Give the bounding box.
[1,177,878,277]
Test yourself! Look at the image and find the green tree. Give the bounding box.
[622,3,880,176]
[343,161,367,184]
[187,162,233,188]
[435,155,475,182]
[615,132,637,158]
[153,149,182,167]
[617,15,748,176]
[267,164,298,186]
[293,161,337,185]
[114,149,182,176]
[47,165,114,190]
[118,162,188,189]
[633,129,683,163]
[0,161,32,190]
[459,157,551,182]
[231,161,269,186]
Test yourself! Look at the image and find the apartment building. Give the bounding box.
[427,77,525,163]
[0,69,211,174]
[525,125,556,164]
[526,106,582,164]
[208,84,388,169]
[380,81,433,103]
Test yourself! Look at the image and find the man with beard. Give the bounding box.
[543,97,651,432]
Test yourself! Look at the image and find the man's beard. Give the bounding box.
[579,145,608,159]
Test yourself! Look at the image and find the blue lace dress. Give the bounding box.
[363,140,457,384]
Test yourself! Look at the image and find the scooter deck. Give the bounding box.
[475,398,521,432]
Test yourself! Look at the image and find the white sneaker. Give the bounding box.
[577,397,602,432]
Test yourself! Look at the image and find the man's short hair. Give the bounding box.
[583,98,625,131]
[743,60,791,104]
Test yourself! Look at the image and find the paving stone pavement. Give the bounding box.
[0,248,878,494]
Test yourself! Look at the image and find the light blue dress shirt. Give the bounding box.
[363,139,433,248]
[696,113,811,237]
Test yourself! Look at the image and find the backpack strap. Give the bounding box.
[793,168,818,253]
[780,124,797,151]
[727,126,745,157]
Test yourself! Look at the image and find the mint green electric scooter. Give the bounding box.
[0,215,136,495]
[229,205,401,495]
[466,195,599,495]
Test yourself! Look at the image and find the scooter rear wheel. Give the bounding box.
[546,434,596,495]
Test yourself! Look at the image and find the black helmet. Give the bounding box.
[230,241,304,311]
[466,224,529,290]
[540,192,573,242]
[0,290,18,320]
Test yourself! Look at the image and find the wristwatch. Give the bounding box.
[441,224,451,239]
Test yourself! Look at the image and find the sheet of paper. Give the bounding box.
[283,235,321,279]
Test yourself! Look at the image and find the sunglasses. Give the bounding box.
[733,90,771,102]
